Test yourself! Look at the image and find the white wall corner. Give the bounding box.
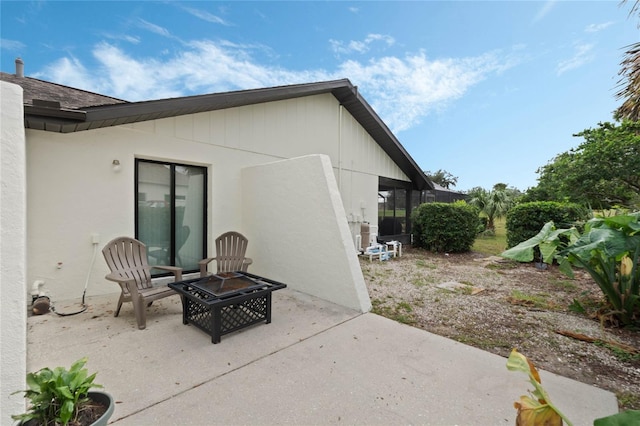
[240,154,371,312]
[0,81,28,422]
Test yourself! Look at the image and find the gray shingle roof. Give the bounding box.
[0,72,126,109]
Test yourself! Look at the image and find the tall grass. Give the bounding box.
[472,216,507,256]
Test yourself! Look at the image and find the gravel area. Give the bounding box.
[361,246,640,411]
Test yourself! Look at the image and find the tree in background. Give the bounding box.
[425,169,458,189]
[467,184,517,230]
[616,0,640,120]
[526,120,640,209]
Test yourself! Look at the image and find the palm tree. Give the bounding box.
[425,169,458,189]
[467,186,513,231]
[616,1,640,120]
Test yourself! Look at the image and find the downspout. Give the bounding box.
[338,104,343,193]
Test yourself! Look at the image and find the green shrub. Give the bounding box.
[478,216,489,232]
[505,201,589,248]
[411,202,480,253]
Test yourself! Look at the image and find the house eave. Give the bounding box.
[20,78,433,190]
[25,105,87,121]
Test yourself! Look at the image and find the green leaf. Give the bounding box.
[25,372,41,392]
[568,299,586,314]
[593,410,640,425]
[558,257,574,277]
[602,214,637,230]
[566,228,628,261]
[501,222,556,262]
[70,369,88,391]
[539,241,559,264]
[58,386,73,399]
[59,399,75,424]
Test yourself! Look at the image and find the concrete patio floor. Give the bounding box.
[26,288,618,425]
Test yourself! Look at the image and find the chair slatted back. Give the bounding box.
[102,237,153,294]
[215,231,249,273]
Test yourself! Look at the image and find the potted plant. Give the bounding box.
[12,357,114,426]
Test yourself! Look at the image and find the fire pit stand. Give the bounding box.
[169,271,286,343]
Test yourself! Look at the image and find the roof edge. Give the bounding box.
[16,77,431,190]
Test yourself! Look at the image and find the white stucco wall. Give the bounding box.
[1,81,27,422]
[25,93,408,303]
[241,154,371,312]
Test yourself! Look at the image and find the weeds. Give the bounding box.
[550,278,578,291]
[371,299,416,325]
[415,259,437,269]
[456,285,474,295]
[412,277,429,288]
[485,260,519,270]
[456,334,511,349]
[616,392,640,410]
[508,290,555,310]
[594,341,640,362]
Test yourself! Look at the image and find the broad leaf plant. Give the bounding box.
[502,213,640,326]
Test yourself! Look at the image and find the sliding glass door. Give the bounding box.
[136,159,207,274]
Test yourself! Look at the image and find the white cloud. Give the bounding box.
[92,43,185,99]
[1,38,26,51]
[339,51,514,132]
[137,19,172,38]
[556,43,594,75]
[102,33,140,45]
[365,34,395,47]
[182,6,230,25]
[38,40,518,134]
[532,1,557,23]
[33,56,103,95]
[584,21,614,33]
[123,35,141,44]
[330,34,395,55]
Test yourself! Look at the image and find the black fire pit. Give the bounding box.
[169,271,287,343]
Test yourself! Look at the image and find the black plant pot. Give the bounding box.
[87,391,114,426]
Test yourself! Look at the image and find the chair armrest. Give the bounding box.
[104,272,136,285]
[153,265,183,281]
[241,258,253,271]
[198,257,215,266]
[199,257,216,277]
[104,273,140,298]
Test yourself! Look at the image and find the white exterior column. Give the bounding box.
[0,81,28,421]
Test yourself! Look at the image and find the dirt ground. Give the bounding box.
[360,246,640,411]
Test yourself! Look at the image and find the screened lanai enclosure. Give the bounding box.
[377,177,434,244]
[377,177,467,244]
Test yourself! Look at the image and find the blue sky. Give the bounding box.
[1,1,637,191]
